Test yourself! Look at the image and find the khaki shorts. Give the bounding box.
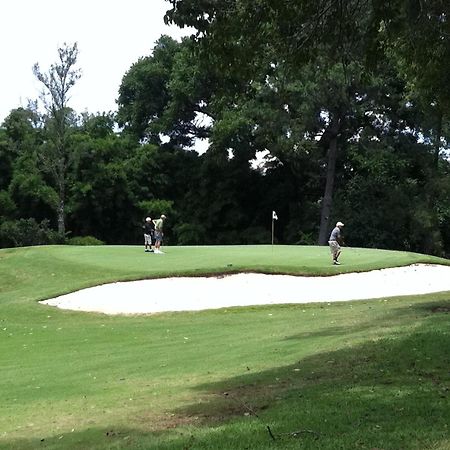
[328,240,340,257]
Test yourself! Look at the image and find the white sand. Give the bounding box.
[40,264,450,315]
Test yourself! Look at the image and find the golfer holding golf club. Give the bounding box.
[153,214,167,254]
[328,221,344,265]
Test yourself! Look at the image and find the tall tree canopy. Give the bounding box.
[0,1,449,255]
[164,0,450,249]
[33,42,81,236]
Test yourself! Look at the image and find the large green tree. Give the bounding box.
[1,108,56,222]
[33,42,81,236]
[117,35,212,148]
[165,0,450,251]
[165,0,383,243]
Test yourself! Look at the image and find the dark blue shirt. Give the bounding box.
[143,222,154,234]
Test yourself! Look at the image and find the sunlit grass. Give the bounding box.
[0,245,449,449]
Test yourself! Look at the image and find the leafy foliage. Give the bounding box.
[0,218,61,247]
[0,2,449,256]
[66,235,104,246]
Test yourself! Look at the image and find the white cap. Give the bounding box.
[161,214,167,219]
[336,221,344,227]
[145,217,151,222]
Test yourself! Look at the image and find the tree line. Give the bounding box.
[0,0,449,256]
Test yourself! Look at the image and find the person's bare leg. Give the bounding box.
[155,240,163,253]
[333,250,341,264]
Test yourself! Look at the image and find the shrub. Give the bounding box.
[173,223,206,245]
[240,226,270,244]
[0,190,17,218]
[0,218,61,248]
[66,236,104,246]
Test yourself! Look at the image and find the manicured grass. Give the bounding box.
[0,245,449,449]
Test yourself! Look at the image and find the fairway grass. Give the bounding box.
[1,245,449,449]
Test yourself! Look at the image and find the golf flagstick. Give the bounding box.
[272,211,278,250]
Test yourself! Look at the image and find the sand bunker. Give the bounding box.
[39,264,450,315]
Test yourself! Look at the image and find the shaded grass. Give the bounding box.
[2,295,449,449]
[169,300,450,449]
[0,245,449,449]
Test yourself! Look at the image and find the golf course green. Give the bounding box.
[1,245,449,449]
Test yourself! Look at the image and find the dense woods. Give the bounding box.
[1,0,449,256]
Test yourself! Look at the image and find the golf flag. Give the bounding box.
[272,211,278,220]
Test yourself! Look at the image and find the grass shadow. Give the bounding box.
[164,300,450,449]
[2,299,449,450]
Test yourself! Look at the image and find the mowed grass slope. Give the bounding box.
[0,245,449,449]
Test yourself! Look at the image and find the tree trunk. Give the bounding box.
[57,200,65,237]
[318,119,340,245]
[57,177,65,237]
[434,108,442,168]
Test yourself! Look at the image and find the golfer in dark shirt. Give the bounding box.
[143,217,155,253]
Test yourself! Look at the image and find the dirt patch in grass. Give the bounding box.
[170,380,295,427]
[415,300,450,314]
[430,305,450,313]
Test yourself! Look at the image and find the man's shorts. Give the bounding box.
[144,234,152,245]
[154,231,163,242]
[328,240,340,256]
